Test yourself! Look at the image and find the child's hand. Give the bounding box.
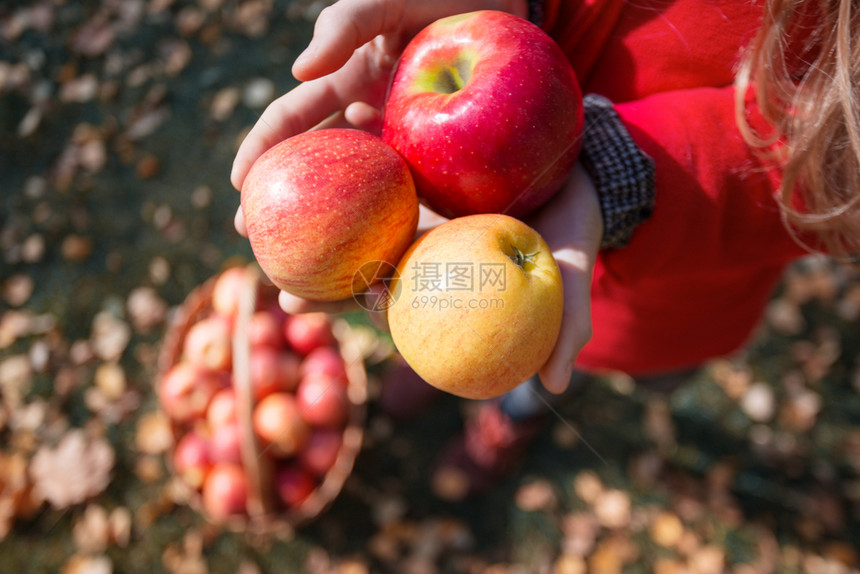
[526,164,603,394]
[230,0,528,194]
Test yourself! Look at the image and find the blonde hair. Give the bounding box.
[735,0,860,261]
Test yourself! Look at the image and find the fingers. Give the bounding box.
[234,207,247,237]
[293,0,407,81]
[344,101,384,134]
[277,281,392,333]
[230,80,343,190]
[279,291,363,315]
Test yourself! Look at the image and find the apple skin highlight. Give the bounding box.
[383,10,584,219]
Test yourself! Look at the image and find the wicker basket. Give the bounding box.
[157,264,367,536]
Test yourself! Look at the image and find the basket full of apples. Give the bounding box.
[156,264,367,533]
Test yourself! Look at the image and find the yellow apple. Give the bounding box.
[387,214,563,399]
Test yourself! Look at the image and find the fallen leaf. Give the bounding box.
[30,429,115,509]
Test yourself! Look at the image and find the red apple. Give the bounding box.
[211,266,248,319]
[183,315,232,372]
[299,428,343,476]
[173,429,212,489]
[250,346,301,399]
[240,128,419,301]
[201,463,248,521]
[206,388,238,427]
[252,392,310,457]
[300,346,347,382]
[158,362,222,423]
[248,310,285,349]
[284,313,335,355]
[275,465,317,508]
[382,10,583,218]
[209,422,243,465]
[295,373,350,428]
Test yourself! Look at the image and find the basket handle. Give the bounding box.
[232,264,275,517]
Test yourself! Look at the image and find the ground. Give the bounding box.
[1,1,859,573]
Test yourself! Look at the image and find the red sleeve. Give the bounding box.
[576,86,812,375]
[602,85,809,281]
[542,0,764,102]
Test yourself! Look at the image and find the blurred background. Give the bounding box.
[1,1,859,572]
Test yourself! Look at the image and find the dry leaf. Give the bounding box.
[127,287,167,333]
[515,479,557,512]
[91,311,131,362]
[73,504,111,553]
[135,411,173,455]
[593,489,632,530]
[61,554,113,574]
[30,429,115,508]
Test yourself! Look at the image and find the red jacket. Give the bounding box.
[542,0,810,375]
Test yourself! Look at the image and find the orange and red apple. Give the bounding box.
[241,129,419,301]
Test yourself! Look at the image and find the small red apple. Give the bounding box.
[382,10,583,218]
[250,346,301,399]
[252,392,310,457]
[295,373,350,428]
[201,463,248,521]
[173,429,212,489]
[211,266,248,319]
[284,313,334,355]
[248,310,285,350]
[209,422,243,465]
[158,362,222,423]
[298,428,343,477]
[183,315,233,372]
[206,388,238,428]
[241,128,419,301]
[300,346,347,382]
[275,465,317,508]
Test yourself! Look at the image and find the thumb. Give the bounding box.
[293,0,403,81]
[537,250,594,394]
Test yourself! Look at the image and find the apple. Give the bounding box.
[252,392,311,457]
[299,428,343,476]
[275,465,317,508]
[209,422,243,465]
[240,128,420,301]
[284,312,334,355]
[295,373,350,428]
[250,346,301,399]
[172,429,212,489]
[158,362,222,423]
[248,310,286,349]
[206,388,238,427]
[300,346,347,382]
[387,214,563,399]
[201,463,248,521]
[382,10,583,218]
[183,315,233,372]
[211,266,250,320]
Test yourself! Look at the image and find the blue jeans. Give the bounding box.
[499,368,699,422]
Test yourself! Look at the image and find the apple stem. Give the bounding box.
[509,246,539,269]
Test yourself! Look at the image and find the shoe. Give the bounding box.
[378,356,442,420]
[431,401,546,501]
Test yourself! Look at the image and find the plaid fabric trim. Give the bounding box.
[527,0,545,27]
[580,93,656,249]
